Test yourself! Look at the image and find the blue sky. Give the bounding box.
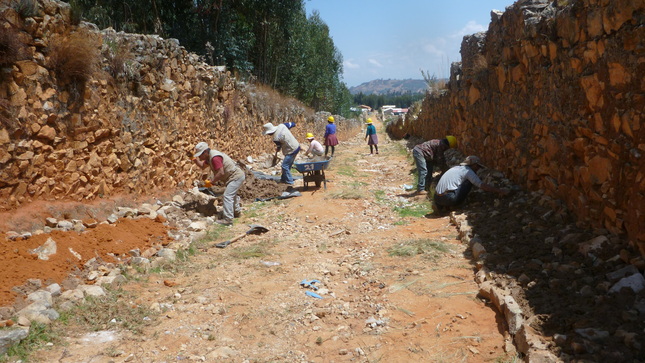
[305,0,517,87]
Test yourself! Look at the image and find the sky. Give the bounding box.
[305,0,517,87]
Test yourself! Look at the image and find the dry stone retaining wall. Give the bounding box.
[389,0,644,255]
[0,0,361,213]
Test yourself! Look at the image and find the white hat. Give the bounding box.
[194,142,209,158]
[263,122,277,135]
[460,155,486,168]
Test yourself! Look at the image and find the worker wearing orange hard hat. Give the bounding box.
[412,136,457,195]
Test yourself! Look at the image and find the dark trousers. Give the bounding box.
[434,180,473,207]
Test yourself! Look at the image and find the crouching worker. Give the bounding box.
[433,155,508,212]
[193,142,245,226]
[304,133,324,160]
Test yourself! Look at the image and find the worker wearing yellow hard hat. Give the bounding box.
[411,135,458,195]
[324,115,338,157]
[304,132,324,158]
[364,118,378,155]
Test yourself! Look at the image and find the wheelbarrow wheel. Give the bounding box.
[314,170,322,187]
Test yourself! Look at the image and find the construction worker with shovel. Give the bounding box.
[192,142,245,226]
[263,122,301,185]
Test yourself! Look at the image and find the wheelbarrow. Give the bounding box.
[294,157,332,190]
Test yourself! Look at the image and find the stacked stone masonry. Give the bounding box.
[0,0,361,212]
[388,0,644,255]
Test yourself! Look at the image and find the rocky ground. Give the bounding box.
[0,120,643,362]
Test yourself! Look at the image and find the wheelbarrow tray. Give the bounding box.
[294,158,332,189]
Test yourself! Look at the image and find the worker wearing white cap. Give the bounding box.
[193,142,245,226]
[263,122,301,185]
[434,155,508,212]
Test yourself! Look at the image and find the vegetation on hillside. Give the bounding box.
[353,92,425,110]
[67,0,352,116]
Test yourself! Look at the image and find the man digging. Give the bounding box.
[192,142,245,226]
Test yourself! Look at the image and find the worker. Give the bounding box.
[263,122,301,185]
[433,155,509,211]
[192,142,245,226]
[323,116,338,157]
[412,135,457,195]
[365,118,378,154]
[304,133,324,159]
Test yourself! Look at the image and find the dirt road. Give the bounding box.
[25,119,511,362]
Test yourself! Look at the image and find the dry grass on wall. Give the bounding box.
[47,30,101,107]
[0,28,28,67]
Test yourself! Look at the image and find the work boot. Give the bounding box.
[216,218,232,226]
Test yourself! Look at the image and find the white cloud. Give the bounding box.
[344,59,359,69]
[368,59,383,67]
[422,42,447,58]
[451,20,487,39]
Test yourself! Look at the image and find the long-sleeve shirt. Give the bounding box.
[413,139,449,170]
[324,123,336,138]
[365,124,376,136]
[273,124,300,155]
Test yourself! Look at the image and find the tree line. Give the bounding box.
[68,0,352,116]
[352,92,425,110]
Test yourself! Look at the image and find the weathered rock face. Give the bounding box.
[389,0,644,255]
[0,0,361,212]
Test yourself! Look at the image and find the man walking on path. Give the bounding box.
[433,155,508,211]
[263,122,301,185]
[192,142,245,226]
[412,136,457,194]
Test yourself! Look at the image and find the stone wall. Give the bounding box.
[0,0,361,212]
[388,0,644,254]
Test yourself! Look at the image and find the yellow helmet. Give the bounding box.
[306,133,314,139]
[327,116,335,123]
[366,118,372,124]
[446,135,457,148]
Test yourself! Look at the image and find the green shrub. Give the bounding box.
[12,0,39,18]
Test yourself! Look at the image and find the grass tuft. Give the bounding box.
[5,322,56,361]
[230,242,271,259]
[394,202,431,218]
[388,238,450,259]
[58,287,157,335]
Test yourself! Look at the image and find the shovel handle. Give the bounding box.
[214,232,247,248]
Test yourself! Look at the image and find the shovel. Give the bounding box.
[214,224,269,248]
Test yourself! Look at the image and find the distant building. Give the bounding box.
[381,105,408,116]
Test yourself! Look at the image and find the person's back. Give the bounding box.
[274,124,300,155]
[435,165,482,195]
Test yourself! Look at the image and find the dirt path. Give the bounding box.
[30,119,511,362]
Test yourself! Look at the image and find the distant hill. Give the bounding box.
[348,79,427,95]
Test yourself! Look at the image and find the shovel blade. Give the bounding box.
[215,240,231,248]
[247,224,269,234]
